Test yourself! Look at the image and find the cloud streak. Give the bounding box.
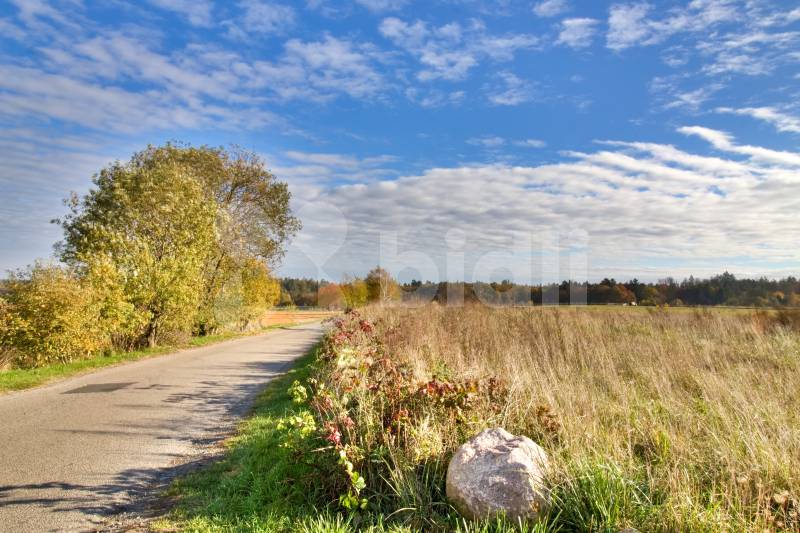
[716,106,800,133]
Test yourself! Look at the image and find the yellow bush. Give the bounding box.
[208,259,280,332]
[1,264,115,367]
[0,297,22,369]
[240,259,280,322]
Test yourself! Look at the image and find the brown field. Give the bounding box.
[258,309,336,327]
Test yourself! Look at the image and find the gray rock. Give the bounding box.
[446,427,550,522]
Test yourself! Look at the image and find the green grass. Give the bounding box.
[0,326,295,393]
[153,346,559,533]
[153,346,327,532]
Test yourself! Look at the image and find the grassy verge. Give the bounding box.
[150,343,552,533]
[151,345,328,532]
[0,324,298,393]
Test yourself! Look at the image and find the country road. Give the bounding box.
[0,324,323,533]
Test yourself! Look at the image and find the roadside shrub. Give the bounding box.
[83,257,147,351]
[0,298,20,370]
[0,263,121,367]
[202,276,245,334]
[199,259,281,334]
[284,310,508,529]
[240,259,281,327]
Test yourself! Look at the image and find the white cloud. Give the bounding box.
[8,0,83,29]
[698,31,800,76]
[276,150,399,185]
[485,72,537,106]
[0,131,134,271]
[236,0,295,34]
[533,0,569,18]
[665,88,719,110]
[379,17,539,81]
[679,125,800,166]
[199,35,384,102]
[750,4,800,27]
[606,0,738,51]
[661,45,689,67]
[0,25,385,134]
[481,34,542,61]
[254,35,386,100]
[557,18,599,49]
[280,127,800,281]
[605,0,799,90]
[39,33,239,101]
[304,0,352,18]
[147,0,214,27]
[514,139,546,148]
[649,77,724,111]
[0,64,280,133]
[467,136,506,148]
[404,88,465,108]
[284,150,396,170]
[466,136,546,149]
[0,17,27,40]
[716,106,800,133]
[607,3,651,51]
[379,18,475,81]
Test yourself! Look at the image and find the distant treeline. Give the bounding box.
[279,278,326,307]
[279,272,800,308]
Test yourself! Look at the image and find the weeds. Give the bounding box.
[297,305,800,531]
[165,305,800,532]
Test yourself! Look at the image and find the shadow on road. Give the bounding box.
[0,359,292,524]
[0,454,218,523]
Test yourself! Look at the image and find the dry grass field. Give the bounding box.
[160,305,799,532]
[353,305,800,531]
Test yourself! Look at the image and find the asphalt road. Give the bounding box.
[0,324,323,532]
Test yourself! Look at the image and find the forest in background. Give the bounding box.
[279,271,800,308]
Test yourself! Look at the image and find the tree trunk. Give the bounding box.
[144,316,159,348]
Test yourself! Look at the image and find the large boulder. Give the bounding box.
[446,427,550,522]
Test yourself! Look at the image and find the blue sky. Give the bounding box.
[0,0,799,282]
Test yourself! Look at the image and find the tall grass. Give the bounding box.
[352,305,800,531]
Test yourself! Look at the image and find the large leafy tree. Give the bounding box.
[341,276,368,308]
[58,148,218,345]
[192,147,300,332]
[57,144,299,345]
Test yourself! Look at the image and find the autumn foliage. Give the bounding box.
[0,144,297,367]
